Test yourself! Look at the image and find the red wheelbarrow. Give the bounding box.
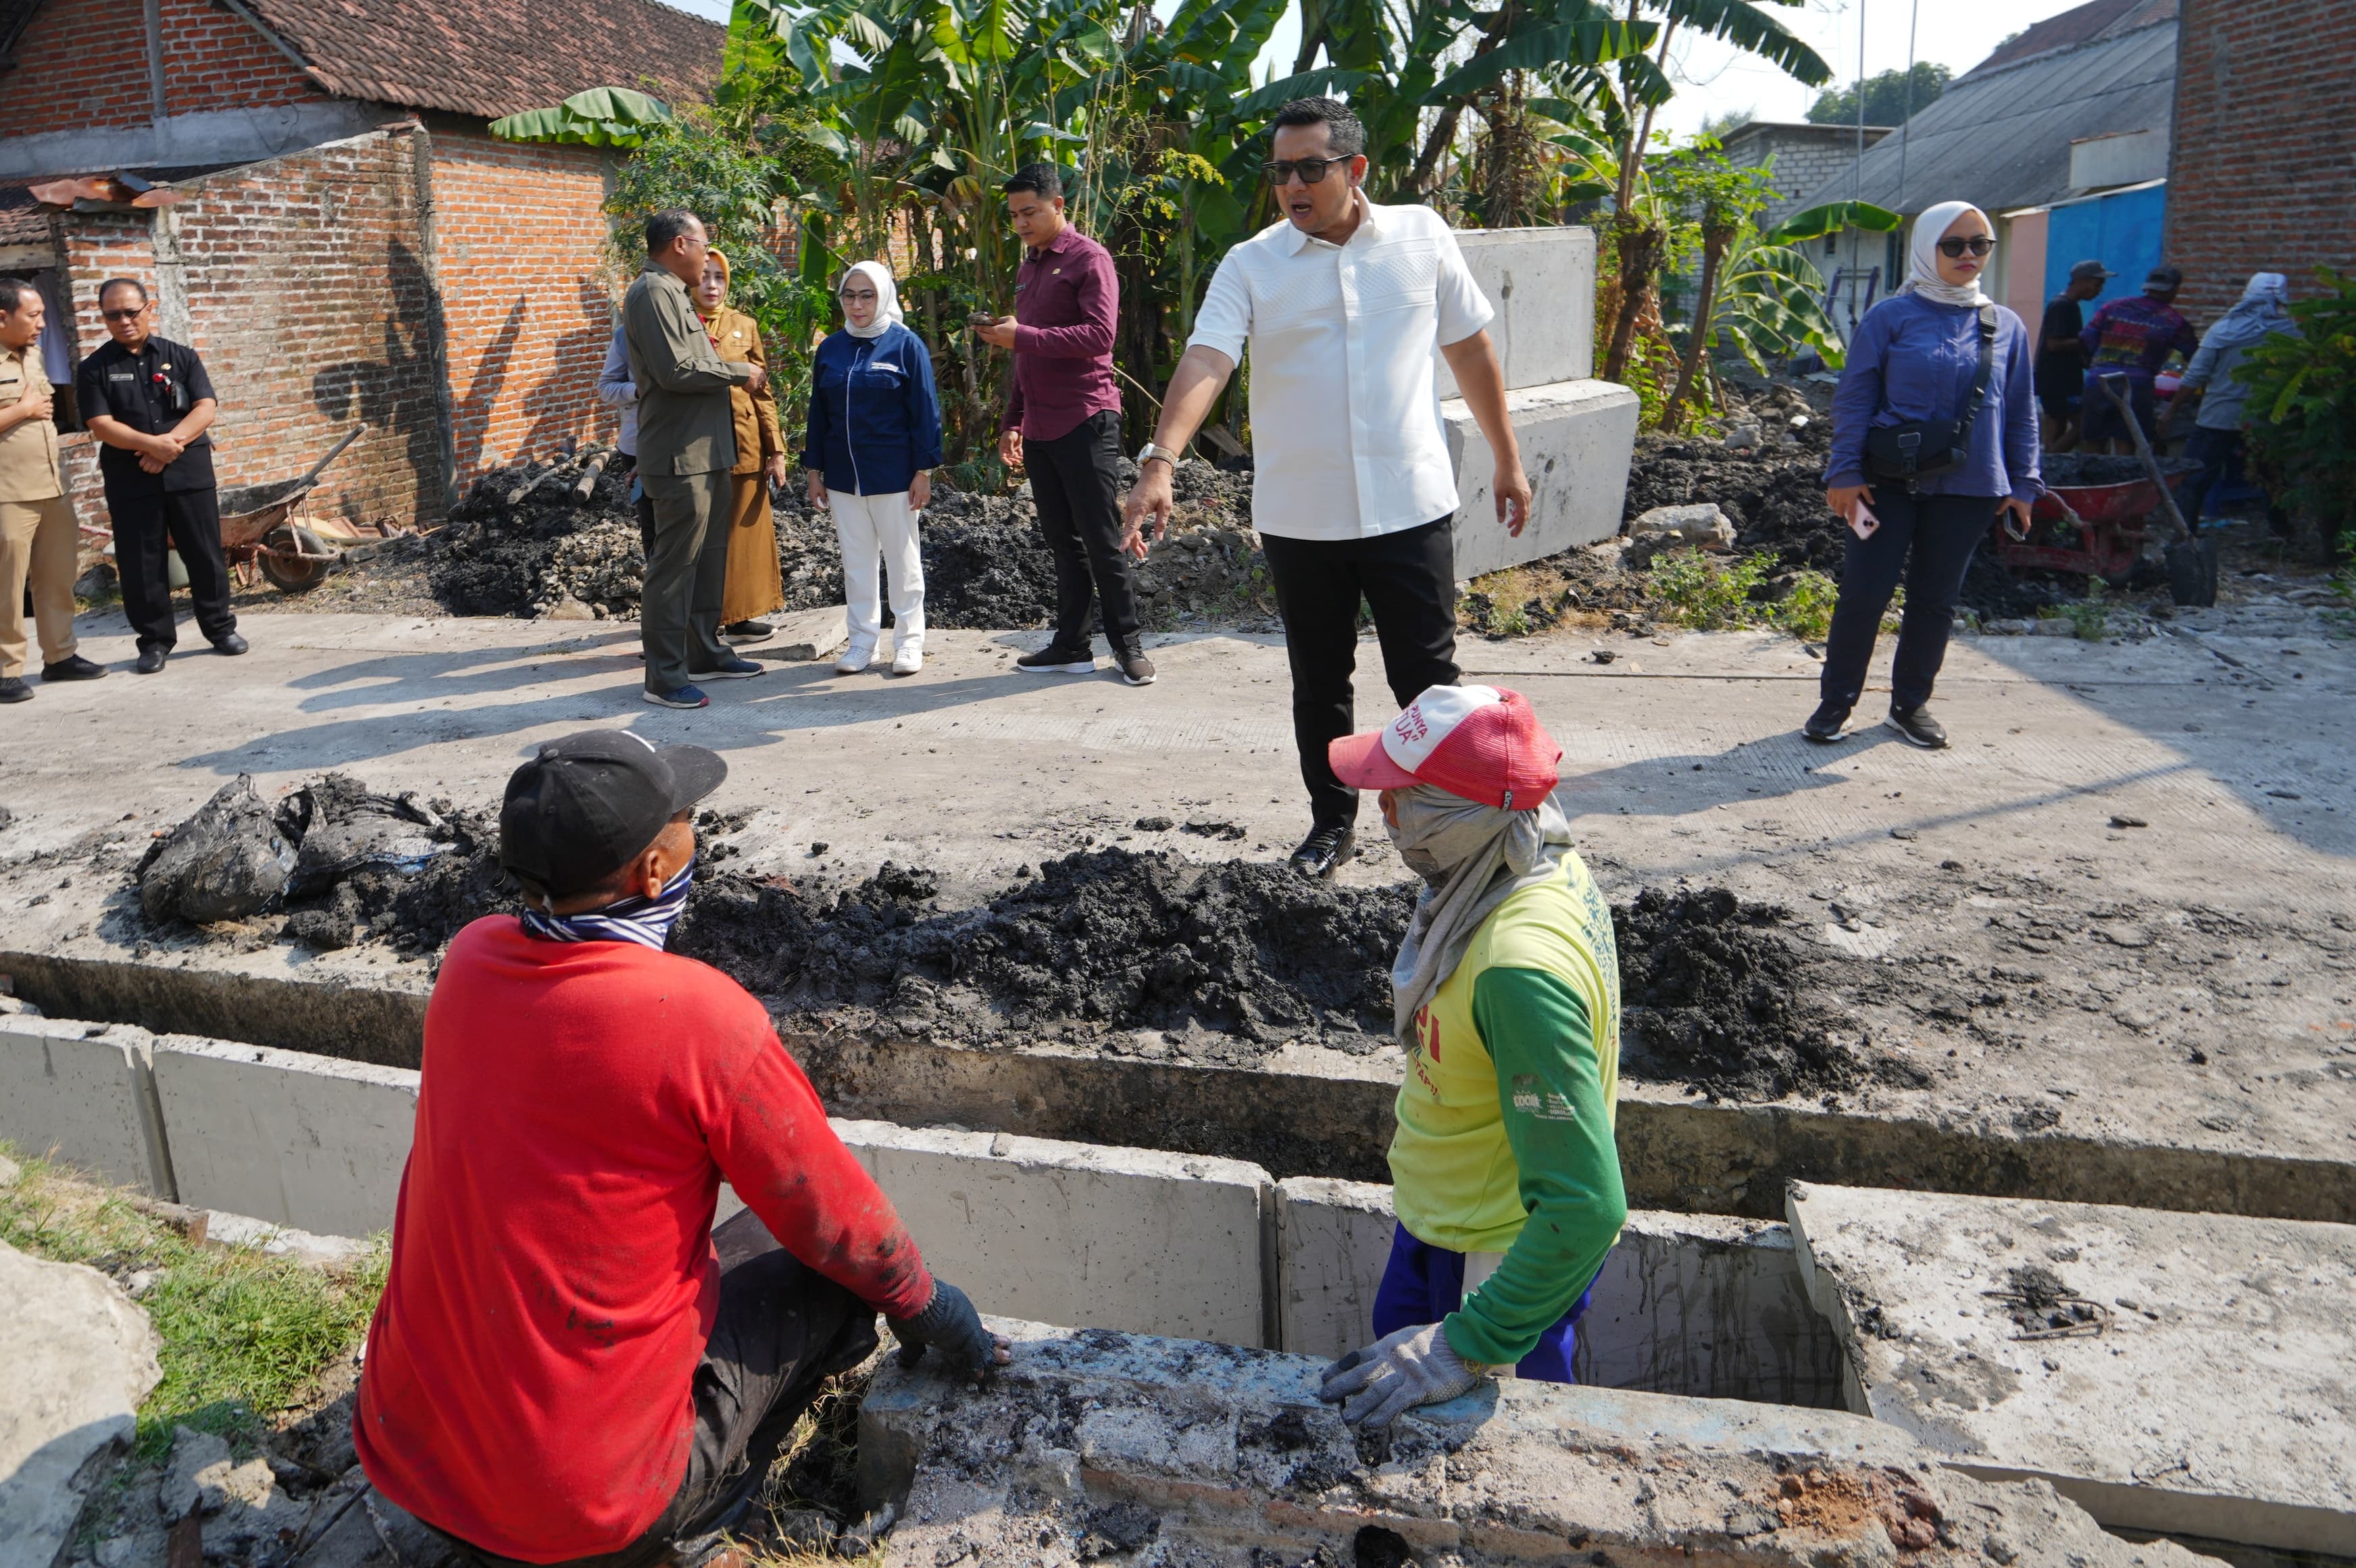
[1988,471,2186,586]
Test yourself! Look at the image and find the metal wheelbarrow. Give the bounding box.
[214,426,404,592]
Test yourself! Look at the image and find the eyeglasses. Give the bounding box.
[840,290,878,303]
[1261,155,1353,186]
[1936,236,1996,258]
[101,306,147,322]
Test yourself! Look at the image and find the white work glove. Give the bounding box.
[1317,1321,1487,1428]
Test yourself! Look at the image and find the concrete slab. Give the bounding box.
[861,1317,2222,1568]
[0,1240,161,1568]
[151,1035,416,1237]
[0,1019,173,1195]
[1274,1175,1394,1358]
[1445,378,1642,578]
[1444,226,1597,395]
[1788,1181,2356,1554]
[832,1120,1272,1348]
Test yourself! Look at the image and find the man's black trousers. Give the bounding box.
[430,1209,881,1568]
[1261,515,1462,831]
[1818,490,1992,715]
[109,485,236,655]
[1028,409,1141,653]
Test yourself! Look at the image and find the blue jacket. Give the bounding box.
[1827,291,2041,503]
[801,324,944,496]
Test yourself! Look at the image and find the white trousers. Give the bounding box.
[831,489,924,652]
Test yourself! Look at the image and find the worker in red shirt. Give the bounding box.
[355,730,1004,1566]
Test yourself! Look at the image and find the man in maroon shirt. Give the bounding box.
[974,163,1153,687]
[356,730,1004,1567]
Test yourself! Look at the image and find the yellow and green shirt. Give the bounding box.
[1389,849,1626,1367]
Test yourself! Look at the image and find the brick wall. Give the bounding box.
[2167,0,2356,324]
[9,0,324,138]
[428,128,620,480]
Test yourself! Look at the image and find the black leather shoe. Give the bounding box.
[0,676,30,703]
[1802,700,1851,743]
[135,647,169,674]
[211,632,249,655]
[1288,824,1356,880]
[1886,705,1949,749]
[40,655,106,681]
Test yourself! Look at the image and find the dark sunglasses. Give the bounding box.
[1261,154,1353,186]
[101,306,147,322]
[1936,236,1996,258]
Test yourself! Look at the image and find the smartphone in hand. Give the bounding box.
[1845,496,1880,540]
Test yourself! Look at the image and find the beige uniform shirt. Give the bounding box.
[0,343,64,504]
[622,266,749,478]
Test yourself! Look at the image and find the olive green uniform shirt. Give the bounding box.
[622,265,751,478]
[0,343,64,503]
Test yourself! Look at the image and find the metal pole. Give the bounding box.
[1898,0,1918,207]
[1853,0,1867,205]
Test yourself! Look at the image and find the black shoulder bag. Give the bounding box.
[1864,304,1998,485]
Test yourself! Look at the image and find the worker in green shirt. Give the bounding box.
[1317,684,1626,1428]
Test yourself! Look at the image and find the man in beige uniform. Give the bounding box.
[622,209,767,711]
[0,278,103,703]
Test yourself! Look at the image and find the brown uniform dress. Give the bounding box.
[701,305,785,625]
[0,340,80,678]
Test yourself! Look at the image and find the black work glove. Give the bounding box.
[886,1280,995,1381]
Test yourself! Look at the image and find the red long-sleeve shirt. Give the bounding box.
[1002,224,1120,441]
[355,917,933,1563]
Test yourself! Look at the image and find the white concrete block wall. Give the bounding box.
[830,1120,1274,1348]
[1446,379,1642,578]
[0,1019,173,1195]
[150,1036,417,1238]
[1444,227,1597,396]
[1276,1176,1397,1358]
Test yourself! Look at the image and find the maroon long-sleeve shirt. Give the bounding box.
[1003,224,1121,441]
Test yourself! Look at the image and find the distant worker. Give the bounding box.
[76,278,245,674]
[2035,259,2110,450]
[2165,271,2295,536]
[0,278,101,702]
[356,730,1007,1563]
[691,248,788,649]
[974,164,1153,687]
[2078,264,2196,453]
[1124,97,1533,880]
[805,261,944,678]
[622,210,768,710]
[1815,201,2038,751]
[1315,686,1624,1427]
[593,316,654,553]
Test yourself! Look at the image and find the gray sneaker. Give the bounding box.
[1116,648,1157,686]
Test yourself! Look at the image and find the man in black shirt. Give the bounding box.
[2035,260,2109,451]
[75,278,245,673]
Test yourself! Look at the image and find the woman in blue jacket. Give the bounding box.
[1815,201,2040,750]
[803,261,945,676]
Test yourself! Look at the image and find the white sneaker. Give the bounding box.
[890,643,923,676]
[834,644,874,675]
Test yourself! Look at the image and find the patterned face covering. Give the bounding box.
[520,856,695,951]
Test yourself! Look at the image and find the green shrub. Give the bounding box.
[1646,549,1770,630]
[1772,569,1840,641]
[2237,268,2356,550]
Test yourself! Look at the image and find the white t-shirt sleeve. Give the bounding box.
[1432,222,1495,347]
[1186,249,1254,366]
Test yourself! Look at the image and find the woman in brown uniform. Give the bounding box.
[691,250,786,644]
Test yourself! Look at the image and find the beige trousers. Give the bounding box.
[0,495,80,677]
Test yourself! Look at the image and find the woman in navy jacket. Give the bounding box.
[803,261,945,676]
[1815,201,2040,751]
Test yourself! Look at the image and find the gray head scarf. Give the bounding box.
[1386,783,1574,1042]
[2203,271,2291,351]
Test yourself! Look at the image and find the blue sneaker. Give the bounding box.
[643,684,710,709]
[691,657,765,681]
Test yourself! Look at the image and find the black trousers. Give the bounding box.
[1261,516,1461,831]
[432,1209,880,1568]
[1819,490,1991,715]
[110,485,235,655]
[1027,410,1140,652]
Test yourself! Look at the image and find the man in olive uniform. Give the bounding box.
[76,278,245,674]
[0,278,103,703]
[622,210,766,710]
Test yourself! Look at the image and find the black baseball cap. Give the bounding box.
[2067,259,2113,282]
[500,730,727,896]
[2142,264,2183,295]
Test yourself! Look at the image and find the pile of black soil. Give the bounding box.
[427,457,645,618]
[1613,886,1907,1102]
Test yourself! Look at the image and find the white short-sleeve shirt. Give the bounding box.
[1188,199,1493,542]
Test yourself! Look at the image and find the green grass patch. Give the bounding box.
[1646,550,1883,639]
[0,1144,385,1459]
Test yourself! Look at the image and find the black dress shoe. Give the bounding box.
[0,676,30,703]
[40,655,106,681]
[211,632,249,655]
[135,647,169,674]
[1288,824,1357,880]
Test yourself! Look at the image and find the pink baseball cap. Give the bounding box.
[1328,685,1562,811]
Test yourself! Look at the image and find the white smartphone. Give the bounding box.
[1845,496,1880,540]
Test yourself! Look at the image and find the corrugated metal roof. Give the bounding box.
[1791,18,2177,218]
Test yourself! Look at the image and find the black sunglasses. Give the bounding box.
[101,306,147,322]
[1262,154,1353,186]
[1936,236,1996,258]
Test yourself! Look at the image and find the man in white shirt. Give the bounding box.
[1122,97,1532,879]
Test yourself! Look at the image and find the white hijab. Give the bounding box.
[1900,200,1994,309]
[843,260,904,340]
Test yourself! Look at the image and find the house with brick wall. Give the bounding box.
[0,0,722,536]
